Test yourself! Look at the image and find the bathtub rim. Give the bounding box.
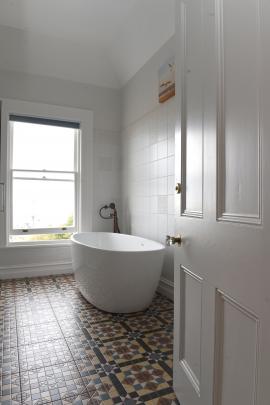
[71,232,165,253]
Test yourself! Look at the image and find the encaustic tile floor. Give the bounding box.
[0,274,179,405]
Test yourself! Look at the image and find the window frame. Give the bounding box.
[9,121,79,237]
[0,99,93,247]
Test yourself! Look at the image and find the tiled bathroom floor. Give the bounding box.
[0,274,178,404]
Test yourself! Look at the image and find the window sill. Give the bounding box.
[6,240,72,249]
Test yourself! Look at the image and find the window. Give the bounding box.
[8,115,80,243]
[0,100,93,247]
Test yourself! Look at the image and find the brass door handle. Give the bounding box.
[166,235,182,246]
[175,183,182,194]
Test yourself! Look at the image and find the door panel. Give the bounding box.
[213,291,259,405]
[174,0,270,404]
[174,266,205,405]
[181,0,204,218]
[217,0,262,224]
[179,266,203,395]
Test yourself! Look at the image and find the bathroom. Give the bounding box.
[0,0,270,404]
[0,1,177,403]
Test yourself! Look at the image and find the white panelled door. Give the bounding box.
[173,0,270,405]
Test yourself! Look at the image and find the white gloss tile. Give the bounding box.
[157,196,168,214]
[149,143,158,162]
[167,155,175,176]
[167,175,175,195]
[168,195,175,215]
[150,179,158,196]
[149,161,158,179]
[157,214,168,242]
[149,214,158,240]
[168,136,175,156]
[157,105,168,142]
[158,177,168,195]
[167,215,175,235]
[157,158,168,178]
[150,196,158,214]
[157,140,168,160]
[149,110,158,145]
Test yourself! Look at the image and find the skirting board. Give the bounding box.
[0,261,73,279]
[0,264,174,302]
[158,277,174,301]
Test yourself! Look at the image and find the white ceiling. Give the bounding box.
[0,0,175,88]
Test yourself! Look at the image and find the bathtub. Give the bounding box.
[71,232,165,313]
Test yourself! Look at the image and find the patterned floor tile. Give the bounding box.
[142,351,173,368]
[122,314,166,333]
[144,392,178,404]
[58,319,82,338]
[17,322,63,346]
[0,345,19,376]
[163,356,174,373]
[0,274,177,404]
[53,306,74,321]
[20,362,85,404]
[0,372,22,404]
[16,299,51,314]
[157,310,174,325]
[0,325,18,350]
[115,361,173,401]
[98,338,146,366]
[148,295,174,313]
[75,358,119,403]
[0,315,17,330]
[142,327,173,353]
[75,307,113,325]
[65,336,100,365]
[75,356,103,378]
[83,375,118,404]
[19,339,73,371]
[16,309,56,327]
[53,389,109,404]
[83,321,128,342]
[49,299,73,311]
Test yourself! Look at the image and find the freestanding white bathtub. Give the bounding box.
[71,232,165,313]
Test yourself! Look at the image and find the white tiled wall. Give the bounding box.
[121,98,176,281]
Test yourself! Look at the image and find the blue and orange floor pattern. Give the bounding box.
[0,274,179,404]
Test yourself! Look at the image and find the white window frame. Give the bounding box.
[0,99,94,247]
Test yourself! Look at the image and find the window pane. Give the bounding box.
[12,179,75,230]
[12,122,76,171]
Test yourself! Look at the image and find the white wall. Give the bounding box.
[121,36,176,285]
[0,69,121,275]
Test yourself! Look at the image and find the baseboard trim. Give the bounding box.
[158,277,174,301]
[0,264,174,302]
[0,261,73,279]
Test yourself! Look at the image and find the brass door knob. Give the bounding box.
[166,235,182,246]
[175,183,182,194]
